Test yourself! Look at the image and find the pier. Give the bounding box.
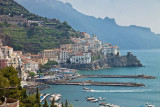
[81,74,156,79]
[44,74,156,87]
[47,80,145,87]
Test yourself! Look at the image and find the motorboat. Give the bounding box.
[86,97,99,102]
[90,99,98,102]
[49,94,61,102]
[148,105,155,107]
[82,87,94,92]
[86,97,95,101]
[98,97,106,101]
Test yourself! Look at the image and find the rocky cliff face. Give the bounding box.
[61,52,142,70]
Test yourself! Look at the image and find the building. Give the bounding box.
[0,46,13,58]
[80,32,91,38]
[59,50,72,63]
[60,44,72,51]
[70,52,91,64]
[0,59,7,69]
[102,44,120,55]
[38,49,59,62]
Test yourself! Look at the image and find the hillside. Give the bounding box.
[0,0,80,53]
[15,0,160,49]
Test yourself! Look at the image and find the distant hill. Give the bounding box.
[0,0,80,53]
[15,0,160,49]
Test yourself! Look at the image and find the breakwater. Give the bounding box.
[81,74,156,79]
[46,81,145,87]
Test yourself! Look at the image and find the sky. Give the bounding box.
[60,0,160,34]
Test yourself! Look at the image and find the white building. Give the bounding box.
[102,45,120,55]
[59,50,71,63]
[70,52,91,64]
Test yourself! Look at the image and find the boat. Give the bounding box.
[86,97,99,102]
[86,97,95,101]
[99,102,108,106]
[49,94,61,102]
[90,99,98,102]
[98,97,106,101]
[82,87,94,92]
[148,105,155,107]
[40,94,50,102]
[83,87,92,91]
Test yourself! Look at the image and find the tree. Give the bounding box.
[29,72,36,78]
[50,99,57,107]
[0,67,21,99]
[65,100,68,107]
[43,99,49,107]
[36,88,41,107]
[62,102,64,107]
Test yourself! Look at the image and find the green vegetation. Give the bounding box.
[0,0,81,54]
[2,23,80,53]
[0,66,73,107]
[29,72,36,78]
[51,99,57,107]
[43,99,49,107]
[91,54,100,61]
[0,67,40,106]
[40,60,58,71]
[0,0,46,21]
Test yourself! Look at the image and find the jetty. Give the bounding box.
[47,80,145,87]
[81,74,156,79]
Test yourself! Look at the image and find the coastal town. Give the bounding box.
[0,14,120,81]
[0,3,156,107]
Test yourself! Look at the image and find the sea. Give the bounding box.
[40,50,160,107]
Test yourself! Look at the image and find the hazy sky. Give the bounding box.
[60,0,160,34]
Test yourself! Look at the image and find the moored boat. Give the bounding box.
[86,97,95,101]
[98,97,106,101]
[49,94,61,102]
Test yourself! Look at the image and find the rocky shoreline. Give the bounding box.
[61,52,143,70]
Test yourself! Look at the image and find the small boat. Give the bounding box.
[83,87,94,91]
[99,102,107,106]
[40,94,50,102]
[90,99,98,102]
[49,94,61,102]
[98,97,106,101]
[86,97,95,101]
[148,105,155,107]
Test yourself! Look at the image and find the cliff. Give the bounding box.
[61,52,142,70]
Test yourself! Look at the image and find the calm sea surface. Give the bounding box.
[41,50,160,107]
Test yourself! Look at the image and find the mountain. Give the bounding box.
[0,0,80,53]
[15,0,160,49]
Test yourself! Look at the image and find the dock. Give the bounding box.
[47,80,145,87]
[81,74,156,79]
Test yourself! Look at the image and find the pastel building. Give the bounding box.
[70,52,91,64]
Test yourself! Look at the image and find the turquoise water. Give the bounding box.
[41,50,160,107]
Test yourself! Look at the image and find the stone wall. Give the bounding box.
[61,52,142,70]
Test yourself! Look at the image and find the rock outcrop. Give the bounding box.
[61,52,143,70]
